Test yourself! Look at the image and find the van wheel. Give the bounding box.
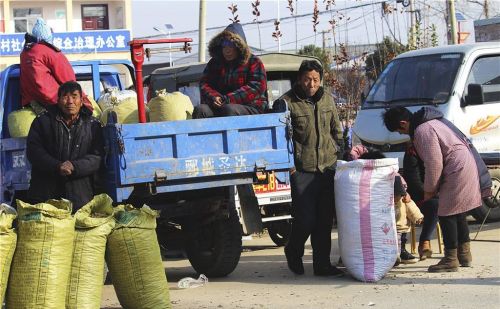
[183,201,242,277]
[470,169,500,223]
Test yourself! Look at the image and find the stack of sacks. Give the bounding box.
[7,107,37,137]
[0,204,17,304]
[106,204,171,308]
[6,199,75,308]
[148,89,194,122]
[66,194,115,309]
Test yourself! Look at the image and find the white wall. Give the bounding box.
[4,1,126,33]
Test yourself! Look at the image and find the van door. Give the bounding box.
[460,54,500,154]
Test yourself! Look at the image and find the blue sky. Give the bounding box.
[131,0,488,62]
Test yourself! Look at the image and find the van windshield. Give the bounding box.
[364,53,463,107]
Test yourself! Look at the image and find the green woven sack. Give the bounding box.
[106,204,171,309]
[148,90,194,122]
[88,96,102,119]
[66,194,115,309]
[7,107,36,137]
[6,199,75,309]
[0,204,17,305]
[101,98,150,124]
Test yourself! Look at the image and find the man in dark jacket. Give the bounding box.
[403,142,439,261]
[26,81,103,212]
[194,22,267,118]
[273,60,344,276]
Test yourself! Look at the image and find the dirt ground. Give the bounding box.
[101,220,500,309]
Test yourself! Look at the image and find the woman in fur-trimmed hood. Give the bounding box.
[195,23,268,118]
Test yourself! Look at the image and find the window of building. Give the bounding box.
[82,5,109,30]
[13,8,42,33]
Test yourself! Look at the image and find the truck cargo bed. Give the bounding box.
[104,112,293,202]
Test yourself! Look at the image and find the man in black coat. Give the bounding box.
[26,81,103,212]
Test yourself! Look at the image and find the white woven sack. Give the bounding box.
[334,158,399,282]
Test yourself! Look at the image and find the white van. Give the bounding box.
[352,42,500,222]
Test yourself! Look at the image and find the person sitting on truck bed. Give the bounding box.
[193,22,268,118]
[26,81,103,212]
[272,60,344,276]
[20,18,92,114]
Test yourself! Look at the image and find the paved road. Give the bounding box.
[101,220,500,309]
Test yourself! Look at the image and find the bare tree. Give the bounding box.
[252,0,262,50]
[468,0,491,18]
[228,3,240,23]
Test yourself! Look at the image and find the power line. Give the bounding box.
[138,0,388,39]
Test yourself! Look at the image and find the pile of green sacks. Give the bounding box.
[0,194,171,309]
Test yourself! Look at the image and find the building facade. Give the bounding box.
[0,0,132,69]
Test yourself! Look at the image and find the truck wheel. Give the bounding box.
[268,220,291,247]
[184,202,242,277]
[470,169,500,223]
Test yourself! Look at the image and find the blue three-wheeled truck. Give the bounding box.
[0,38,296,277]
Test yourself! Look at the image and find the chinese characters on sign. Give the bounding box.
[0,30,130,56]
[184,155,249,177]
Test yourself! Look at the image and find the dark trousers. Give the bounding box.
[193,103,259,118]
[286,169,335,269]
[419,198,439,241]
[439,212,470,249]
[401,232,408,253]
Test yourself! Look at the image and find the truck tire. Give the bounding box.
[268,220,291,247]
[470,169,500,223]
[184,201,242,277]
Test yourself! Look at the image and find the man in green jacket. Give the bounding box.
[273,60,344,276]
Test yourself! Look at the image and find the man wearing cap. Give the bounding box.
[20,18,92,114]
[194,22,268,118]
[273,60,344,276]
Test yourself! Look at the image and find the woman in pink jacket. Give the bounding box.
[383,106,483,273]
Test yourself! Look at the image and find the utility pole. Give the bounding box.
[409,0,416,48]
[448,0,458,44]
[322,31,327,51]
[198,0,206,62]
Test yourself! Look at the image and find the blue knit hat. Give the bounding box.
[32,18,53,43]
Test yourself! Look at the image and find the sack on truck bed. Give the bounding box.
[334,158,399,282]
[88,96,102,119]
[101,99,149,124]
[7,107,37,138]
[106,204,171,309]
[0,204,17,305]
[99,89,148,124]
[148,90,194,122]
[6,199,75,309]
[66,194,115,309]
[97,89,137,111]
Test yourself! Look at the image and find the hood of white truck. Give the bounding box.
[352,109,409,145]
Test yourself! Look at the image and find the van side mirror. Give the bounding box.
[463,84,484,107]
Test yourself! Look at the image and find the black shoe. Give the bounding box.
[393,255,401,267]
[313,265,344,277]
[400,249,418,264]
[284,246,304,275]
